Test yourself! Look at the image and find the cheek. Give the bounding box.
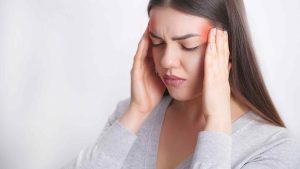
[182,52,205,84]
[152,47,168,63]
[152,48,161,69]
[185,54,204,74]
[184,46,206,70]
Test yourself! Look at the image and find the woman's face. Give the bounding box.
[149,7,212,101]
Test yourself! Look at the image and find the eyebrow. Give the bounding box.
[149,31,200,41]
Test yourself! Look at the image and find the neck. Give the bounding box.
[168,95,249,127]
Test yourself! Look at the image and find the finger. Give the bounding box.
[216,28,224,56]
[134,28,150,65]
[132,26,150,76]
[223,30,230,64]
[222,30,230,71]
[205,28,217,59]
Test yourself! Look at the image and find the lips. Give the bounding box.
[163,74,186,87]
[163,74,186,80]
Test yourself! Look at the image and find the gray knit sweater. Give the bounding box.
[62,95,300,169]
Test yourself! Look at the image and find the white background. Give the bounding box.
[0,0,299,169]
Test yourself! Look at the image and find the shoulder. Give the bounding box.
[245,115,300,165]
[259,125,300,153]
[249,115,298,144]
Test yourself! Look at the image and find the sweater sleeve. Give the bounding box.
[189,129,300,169]
[61,98,138,169]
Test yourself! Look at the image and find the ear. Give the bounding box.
[228,59,232,71]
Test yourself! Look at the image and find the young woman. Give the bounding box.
[62,0,300,168]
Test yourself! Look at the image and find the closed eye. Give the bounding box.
[151,43,200,52]
[151,42,165,47]
[152,42,201,51]
[182,46,199,51]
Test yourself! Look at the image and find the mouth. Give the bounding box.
[163,74,186,87]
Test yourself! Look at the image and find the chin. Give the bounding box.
[167,88,201,102]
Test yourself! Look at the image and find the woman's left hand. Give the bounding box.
[202,28,232,134]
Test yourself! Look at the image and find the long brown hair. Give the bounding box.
[147,0,286,127]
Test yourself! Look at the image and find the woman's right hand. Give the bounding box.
[128,23,166,117]
[118,23,166,134]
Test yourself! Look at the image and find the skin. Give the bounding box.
[118,6,249,136]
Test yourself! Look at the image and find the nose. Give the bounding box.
[160,45,181,69]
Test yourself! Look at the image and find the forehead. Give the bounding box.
[149,6,212,36]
